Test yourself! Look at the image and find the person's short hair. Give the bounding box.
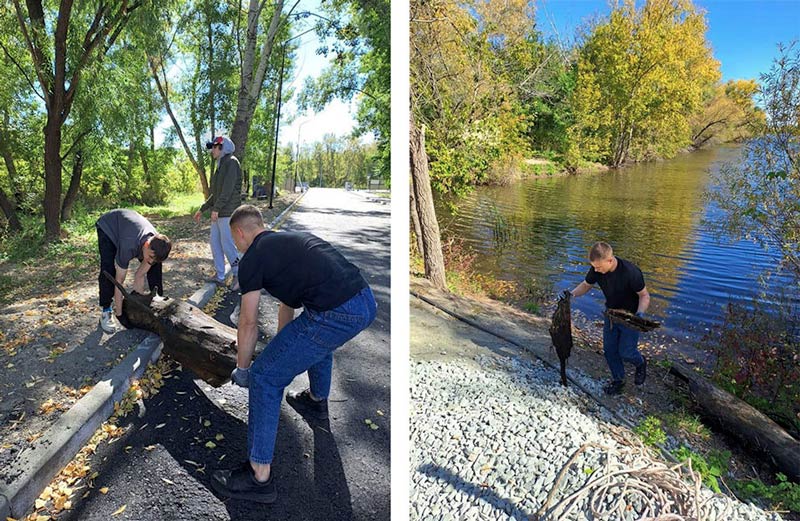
[230,204,264,231]
[589,242,613,261]
[150,234,172,263]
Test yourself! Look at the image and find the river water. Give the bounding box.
[436,145,796,340]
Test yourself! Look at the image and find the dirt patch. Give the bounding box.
[0,194,299,473]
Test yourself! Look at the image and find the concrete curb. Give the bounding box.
[0,334,163,519]
[267,189,307,230]
[0,193,310,519]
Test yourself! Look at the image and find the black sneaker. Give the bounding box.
[603,380,624,395]
[211,462,277,503]
[286,389,329,420]
[635,357,648,385]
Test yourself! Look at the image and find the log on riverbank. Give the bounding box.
[670,361,800,481]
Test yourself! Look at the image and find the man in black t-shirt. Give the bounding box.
[570,242,651,395]
[211,204,377,504]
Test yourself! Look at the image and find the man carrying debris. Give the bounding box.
[211,204,377,503]
[570,242,650,395]
[96,209,172,334]
[193,135,242,290]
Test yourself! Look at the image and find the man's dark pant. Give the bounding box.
[97,226,163,309]
[602,315,644,382]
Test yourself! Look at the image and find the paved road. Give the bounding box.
[63,189,390,521]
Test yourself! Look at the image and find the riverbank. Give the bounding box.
[410,276,799,518]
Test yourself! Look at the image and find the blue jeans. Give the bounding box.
[247,286,377,464]
[210,217,239,281]
[603,316,644,382]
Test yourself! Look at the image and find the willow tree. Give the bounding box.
[9,0,150,241]
[690,79,763,149]
[568,0,720,168]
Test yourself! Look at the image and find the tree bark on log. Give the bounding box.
[670,361,800,481]
[122,292,238,387]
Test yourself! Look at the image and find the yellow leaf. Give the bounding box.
[111,504,126,516]
[215,433,224,441]
[205,441,216,449]
[203,420,211,427]
[144,445,157,451]
[99,487,109,494]
[34,499,47,509]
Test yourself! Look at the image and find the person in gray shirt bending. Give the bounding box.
[96,209,172,333]
[194,135,242,290]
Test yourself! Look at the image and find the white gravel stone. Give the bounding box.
[410,355,783,521]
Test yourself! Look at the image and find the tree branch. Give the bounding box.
[0,40,46,102]
[12,0,52,105]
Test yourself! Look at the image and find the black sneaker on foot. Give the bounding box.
[211,462,277,504]
[603,380,624,395]
[635,357,648,385]
[286,389,329,420]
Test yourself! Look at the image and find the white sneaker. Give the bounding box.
[100,310,122,334]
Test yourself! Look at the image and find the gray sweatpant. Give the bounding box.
[210,216,239,281]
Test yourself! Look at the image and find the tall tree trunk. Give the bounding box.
[0,186,22,233]
[409,190,424,256]
[61,151,83,221]
[43,111,64,241]
[149,55,210,198]
[230,0,286,162]
[410,118,446,289]
[1,111,23,208]
[208,18,216,139]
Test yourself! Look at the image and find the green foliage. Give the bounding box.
[300,0,390,179]
[634,415,668,447]
[706,42,800,280]
[698,301,800,438]
[568,0,720,167]
[411,0,533,194]
[732,473,800,512]
[672,445,729,493]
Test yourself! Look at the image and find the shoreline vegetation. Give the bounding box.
[410,253,800,515]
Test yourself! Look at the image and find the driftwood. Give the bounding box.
[670,361,800,481]
[605,308,661,332]
[549,290,573,386]
[103,272,238,387]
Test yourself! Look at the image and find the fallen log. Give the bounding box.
[104,271,238,387]
[670,361,800,481]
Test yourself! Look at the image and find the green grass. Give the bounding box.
[672,446,729,493]
[0,192,203,266]
[663,410,711,440]
[129,192,205,218]
[732,473,800,512]
[634,415,668,447]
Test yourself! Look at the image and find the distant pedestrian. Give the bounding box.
[211,204,376,503]
[570,242,650,395]
[96,209,171,334]
[194,135,242,290]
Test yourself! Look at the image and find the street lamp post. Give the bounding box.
[268,27,316,209]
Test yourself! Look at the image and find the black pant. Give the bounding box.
[97,227,163,310]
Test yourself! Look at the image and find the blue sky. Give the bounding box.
[537,0,800,81]
[278,0,364,147]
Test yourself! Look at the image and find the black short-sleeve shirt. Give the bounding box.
[238,231,367,311]
[585,256,645,313]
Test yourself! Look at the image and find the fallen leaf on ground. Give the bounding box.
[161,478,175,485]
[215,433,224,441]
[99,487,109,494]
[155,423,165,429]
[205,441,216,449]
[111,504,126,516]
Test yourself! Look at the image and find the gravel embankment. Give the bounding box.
[410,355,781,521]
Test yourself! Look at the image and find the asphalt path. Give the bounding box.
[62,189,390,521]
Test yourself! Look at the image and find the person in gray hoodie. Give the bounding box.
[194,135,243,290]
